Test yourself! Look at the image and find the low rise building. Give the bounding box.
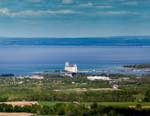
[87,76,110,81]
[16,75,44,79]
[29,75,44,79]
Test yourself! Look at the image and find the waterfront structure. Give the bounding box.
[64,62,78,73]
[87,76,110,81]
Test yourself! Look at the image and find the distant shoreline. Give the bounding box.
[124,64,150,69]
[0,63,150,76]
[0,36,150,46]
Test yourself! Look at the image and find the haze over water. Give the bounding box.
[0,37,150,75]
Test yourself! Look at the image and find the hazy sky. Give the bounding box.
[0,0,150,37]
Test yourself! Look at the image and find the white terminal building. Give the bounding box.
[64,62,78,73]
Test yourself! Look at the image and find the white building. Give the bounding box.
[87,76,110,81]
[16,75,44,79]
[29,75,44,79]
[64,62,78,73]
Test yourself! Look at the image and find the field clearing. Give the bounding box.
[53,87,119,92]
[96,102,150,108]
[39,101,69,106]
[1,101,149,109]
[0,113,33,116]
[39,101,150,108]
[0,101,38,106]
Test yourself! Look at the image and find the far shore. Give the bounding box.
[124,64,150,69]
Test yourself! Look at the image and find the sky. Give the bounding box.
[0,0,150,37]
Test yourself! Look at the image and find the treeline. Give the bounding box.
[13,90,136,102]
[1,89,150,102]
[124,64,150,69]
[0,74,14,77]
[0,103,149,116]
[0,103,38,113]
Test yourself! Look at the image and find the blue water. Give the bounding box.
[0,37,149,75]
[0,36,150,46]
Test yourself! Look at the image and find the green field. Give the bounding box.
[39,101,150,108]
[0,74,150,102]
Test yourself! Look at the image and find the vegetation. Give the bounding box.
[0,103,150,116]
[0,74,150,102]
[0,73,149,115]
[124,64,150,69]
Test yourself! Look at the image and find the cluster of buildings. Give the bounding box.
[15,61,119,89]
[64,62,112,81]
[63,62,119,89]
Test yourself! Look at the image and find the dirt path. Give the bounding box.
[0,101,38,106]
[0,113,33,116]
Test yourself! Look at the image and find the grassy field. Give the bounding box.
[0,75,150,103]
[1,101,150,108]
[39,101,150,108]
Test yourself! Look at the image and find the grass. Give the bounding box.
[39,101,150,108]
[39,101,70,106]
[96,102,150,107]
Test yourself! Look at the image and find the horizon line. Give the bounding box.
[0,35,150,39]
